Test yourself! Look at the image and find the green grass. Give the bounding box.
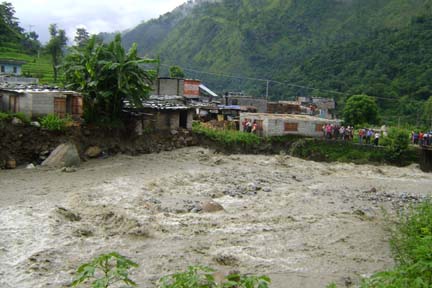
[193,122,418,166]
[361,200,432,287]
[192,122,261,146]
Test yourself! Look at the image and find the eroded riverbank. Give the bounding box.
[0,147,431,287]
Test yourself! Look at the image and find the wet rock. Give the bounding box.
[199,154,210,161]
[343,276,353,286]
[128,225,151,237]
[42,143,80,168]
[61,167,77,173]
[247,182,262,191]
[85,146,102,158]
[190,207,201,213]
[56,207,81,222]
[212,157,224,165]
[369,187,377,193]
[214,254,239,266]
[353,209,365,216]
[73,228,93,237]
[30,121,41,128]
[200,200,224,213]
[11,117,23,125]
[5,159,16,169]
[185,136,195,145]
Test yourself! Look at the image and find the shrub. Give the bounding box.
[71,252,138,288]
[193,122,261,146]
[361,200,432,287]
[40,114,71,131]
[159,265,271,288]
[0,112,11,121]
[384,129,411,165]
[12,112,30,123]
[72,255,271,288]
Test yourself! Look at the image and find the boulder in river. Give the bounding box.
[42,143,80,168]
[200,200,224,213]
[85,146,102,158]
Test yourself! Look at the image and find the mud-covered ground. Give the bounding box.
[0,147,431,288]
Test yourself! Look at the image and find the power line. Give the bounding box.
[159,63,400,101]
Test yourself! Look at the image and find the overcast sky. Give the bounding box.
[9,0,187,43]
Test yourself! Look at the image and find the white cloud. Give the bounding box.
[9,0,186,43]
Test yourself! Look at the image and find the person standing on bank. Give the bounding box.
[374,131,380,146]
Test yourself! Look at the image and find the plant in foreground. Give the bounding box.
[159,265,271,288]
[72,254,271,288]
[71,252,138,288]
[361,200,432,287]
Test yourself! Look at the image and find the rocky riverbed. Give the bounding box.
[0,147,431,287]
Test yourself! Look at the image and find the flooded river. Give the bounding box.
[0,147,431,287]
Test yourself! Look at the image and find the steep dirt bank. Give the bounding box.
[0,122,197,168]
[0,147,430,288]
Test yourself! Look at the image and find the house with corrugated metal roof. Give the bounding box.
[0,86,83,119]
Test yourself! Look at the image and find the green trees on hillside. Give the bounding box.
[0,1,41,53]
[343,95,379,126]
[0,1,22,34]
[63,34,157,124]
[169,65,185,78]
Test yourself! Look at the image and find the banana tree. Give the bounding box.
[63,34,157,124]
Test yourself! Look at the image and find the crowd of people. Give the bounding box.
[322,124,382,146]
[242,118,258,133]
[411,131,432,146]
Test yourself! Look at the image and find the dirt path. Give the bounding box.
[0,147,430,288]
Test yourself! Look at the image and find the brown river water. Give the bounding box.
[0,147,431,287]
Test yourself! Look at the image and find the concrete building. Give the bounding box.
[153,77,185,96]
[125,95,194,135]
[153,77,218,102]
[0,59,26,76]
[224,95,268,113]
[267,101,301,114]
[240,112,340,137]
[0,87,83,119]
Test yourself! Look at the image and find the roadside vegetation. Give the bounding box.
[193,122,418,166]
[192,122,261,146]
[361,200,432,287]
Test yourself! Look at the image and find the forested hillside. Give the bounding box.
[0,2,54,82]
[122,0,432,124]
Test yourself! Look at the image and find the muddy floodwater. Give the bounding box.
[0,147,431,287]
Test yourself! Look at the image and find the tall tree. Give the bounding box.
[0,1,22,33]
[343,94,379,126]
[63,34,157,124]
[169,65,185,78]
[46,24,67,82]
[74,27,90,48]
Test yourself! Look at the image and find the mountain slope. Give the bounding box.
[122,0,432,123]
